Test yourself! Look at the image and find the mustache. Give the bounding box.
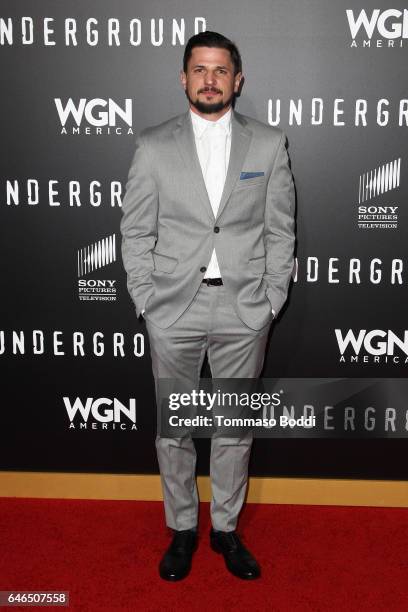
[198,87,223,94]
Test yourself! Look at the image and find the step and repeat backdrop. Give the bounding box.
[1,0,407,479]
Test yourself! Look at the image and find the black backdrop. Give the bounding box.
[1,0,407,479]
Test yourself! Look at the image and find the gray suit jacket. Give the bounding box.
[120,109,295,330]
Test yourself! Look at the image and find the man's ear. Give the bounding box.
[180,69,187,91]
[234,72,243,93]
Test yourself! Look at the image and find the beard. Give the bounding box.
[186,88,235,115]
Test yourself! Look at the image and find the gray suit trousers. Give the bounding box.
[145,281,272,532]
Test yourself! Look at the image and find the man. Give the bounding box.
[120,31,295,581]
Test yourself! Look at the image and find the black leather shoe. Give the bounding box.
[159,529,197,581]
[210,528,260,580]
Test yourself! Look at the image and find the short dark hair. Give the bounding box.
[183,31,242,75]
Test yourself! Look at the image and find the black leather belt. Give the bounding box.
[202,278,223,286]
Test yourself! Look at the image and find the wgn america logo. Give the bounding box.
[63,397,136,430]
[347,9,408,48]
[55,98,133,135]
[335,329,408,365]
[357,158,401,229]
[77,234,117,301]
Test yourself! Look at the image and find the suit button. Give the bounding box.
[214,226,220,233]
[200,266,207,273]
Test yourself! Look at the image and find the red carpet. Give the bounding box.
[0,498,407,611]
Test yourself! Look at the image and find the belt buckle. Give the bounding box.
[203,277,222,286]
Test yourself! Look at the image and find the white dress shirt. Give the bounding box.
[190,108,232,279]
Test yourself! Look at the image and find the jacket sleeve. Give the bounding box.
[263,130,296,317]
[120,133,158,317]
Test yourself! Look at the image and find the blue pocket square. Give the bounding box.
[240,171,265,180]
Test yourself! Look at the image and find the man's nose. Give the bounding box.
[204,71,216,86]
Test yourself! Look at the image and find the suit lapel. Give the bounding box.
[216,111,252,221]
[172,109,253,222]
[172,111,214,221]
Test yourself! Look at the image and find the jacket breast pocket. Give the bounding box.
[153,252,178,273]
[248,255,266,274]
[235,176,266,190]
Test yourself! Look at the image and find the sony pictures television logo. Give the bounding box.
[357,157,401,230]
[54,98,133,135]
[63,397,137,430]
[77,234,117,302]
[335,329,408,365]
[347,9,408,48]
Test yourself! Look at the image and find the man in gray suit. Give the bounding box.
[120,31,295,581]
